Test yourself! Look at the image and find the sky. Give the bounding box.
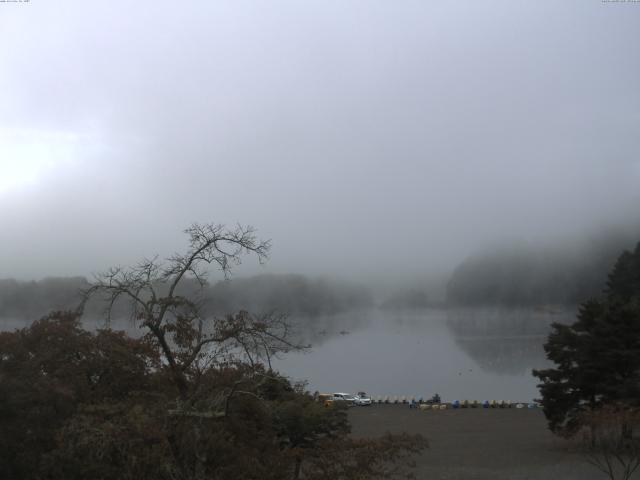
[0,0,639,281]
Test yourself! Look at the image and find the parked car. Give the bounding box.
[353,392,372,406]
[332,393,357,405]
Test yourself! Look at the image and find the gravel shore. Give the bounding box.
[349,405,612,480]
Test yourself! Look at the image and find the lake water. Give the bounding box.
[276,307,575,403]
[1,306,575,403]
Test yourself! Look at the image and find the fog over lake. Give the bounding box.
[2,2,639,478]
[1,0,637,403]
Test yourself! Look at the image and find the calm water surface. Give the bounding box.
[276,308,574,403]
[1,307,574,403]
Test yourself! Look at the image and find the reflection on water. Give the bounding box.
[276,307,576,402]
[446,308,574,376]
[1,307,576,403]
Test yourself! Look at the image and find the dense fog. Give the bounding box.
[1,0,638,399]
[2,4,639,479]
[1,0,639,284]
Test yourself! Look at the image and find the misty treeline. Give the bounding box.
[447,228,640,307]
[0,274,373,322]
[4,227,639,320]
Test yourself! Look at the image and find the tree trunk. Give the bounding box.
[293,455,302,480]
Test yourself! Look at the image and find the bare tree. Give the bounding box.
[81,222,303,405]
[582,405,640,480]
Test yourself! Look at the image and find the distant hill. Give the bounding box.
[0,274,373,322]
[446,228,640,307]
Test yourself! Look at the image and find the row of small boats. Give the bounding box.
[370,397,539,409]
[417,401,538,410]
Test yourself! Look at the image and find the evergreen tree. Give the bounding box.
[533,242,640,436]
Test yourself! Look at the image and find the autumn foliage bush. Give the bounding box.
[0,312,426,480]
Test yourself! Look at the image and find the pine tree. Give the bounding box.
[533,242,640,436]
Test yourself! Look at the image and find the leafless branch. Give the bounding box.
[79,222,294,403]
[582,405,640,480]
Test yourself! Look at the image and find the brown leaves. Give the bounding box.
[0,311,163,479]
[299,433,428,480]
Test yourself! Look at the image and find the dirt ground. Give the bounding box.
[348,405,619,480]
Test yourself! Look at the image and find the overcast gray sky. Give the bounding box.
[0,0,638,281]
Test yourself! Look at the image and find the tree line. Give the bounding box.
[447,230,639,307]
[0,273,373,322]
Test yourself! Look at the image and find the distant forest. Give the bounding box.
[3,228,640,319]
[0,274,373,321]
[447,228,640,307]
